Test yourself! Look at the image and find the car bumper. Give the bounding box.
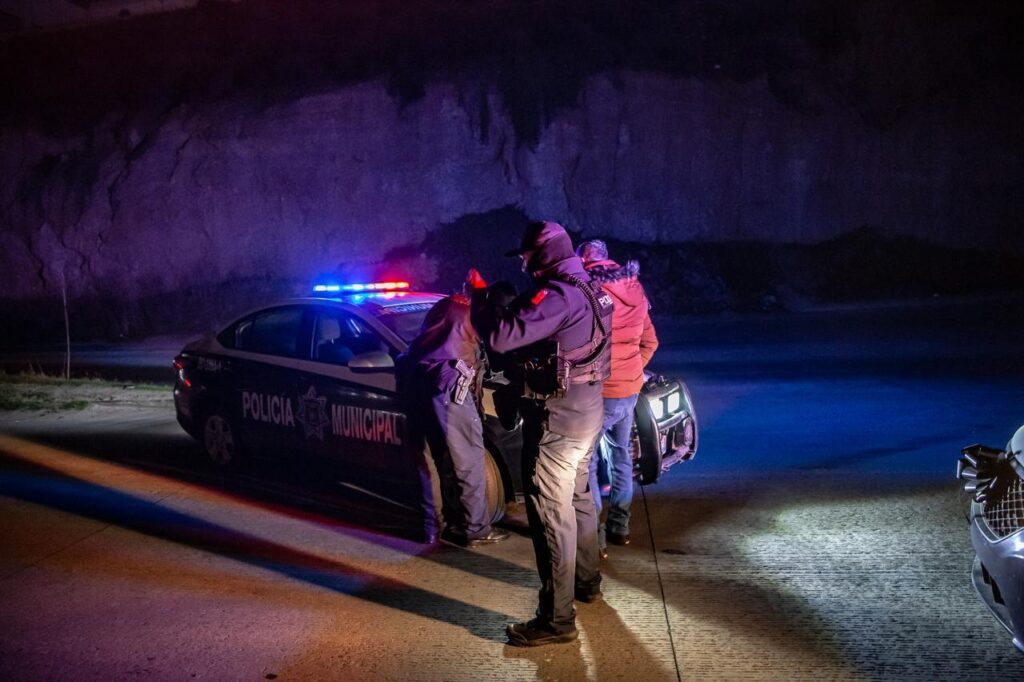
[653,413,694,467]
[648,380,698,471]
[173,386,198,438]
[969,504,1024,652]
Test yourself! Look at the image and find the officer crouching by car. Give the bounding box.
[472,220,613,647]
[399,272,509,547]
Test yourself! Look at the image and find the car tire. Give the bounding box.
[633,395,662,484]
[201,410,242,470]
[678,381,699,460]
[677,414,698,460]
[483,447,507,525]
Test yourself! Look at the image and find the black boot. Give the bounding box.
[466,528,510,546]
[506,619,578,647]
[574,577,603,604]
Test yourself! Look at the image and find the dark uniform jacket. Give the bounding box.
[402,294,481,395]
[477,256,612,439]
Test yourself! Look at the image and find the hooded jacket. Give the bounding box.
[584,259,658,398]
[475,221,612,438]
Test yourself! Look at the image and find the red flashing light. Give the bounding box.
[363,281,410,291]
[314,281,411,293]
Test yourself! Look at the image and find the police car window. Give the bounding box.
[235,307,305,358]
[375,303,436,343]
[313,311,390,365]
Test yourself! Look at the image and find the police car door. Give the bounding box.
[228,305,310,456]
[296,307,409,495]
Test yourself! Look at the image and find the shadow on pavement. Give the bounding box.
[2,425,542,588]
[0,451,517,643]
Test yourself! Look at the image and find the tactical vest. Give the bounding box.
[518,275,614,400]
[559,274,614,386]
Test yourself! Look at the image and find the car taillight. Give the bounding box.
[174,355,192,388]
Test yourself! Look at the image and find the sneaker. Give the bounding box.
[506,619,578,647]
[466,528,510,547]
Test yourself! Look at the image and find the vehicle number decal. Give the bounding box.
[198,357,225,372]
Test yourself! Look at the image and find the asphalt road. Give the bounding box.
[2,296,1023,680]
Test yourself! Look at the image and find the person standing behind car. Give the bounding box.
[576,239,659,557]
[399,272,509,547]
[473,221,613,647]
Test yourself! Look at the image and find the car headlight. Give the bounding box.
[649,398,665,420]
[666,391,680,414]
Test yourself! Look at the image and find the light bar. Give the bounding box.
[314,281,411,293]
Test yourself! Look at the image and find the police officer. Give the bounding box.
[401,272,510,547]
[473,221,613,646]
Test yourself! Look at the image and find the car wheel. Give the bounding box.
[633,397,662,484]
[635,429,662,484]
[678,381,699,460]
[202,411,241,470]
[677,414,698,459]
[483,447,506,524]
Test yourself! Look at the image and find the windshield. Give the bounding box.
[375,303,434,344]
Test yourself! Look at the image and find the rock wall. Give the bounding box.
[2,67,1021,304]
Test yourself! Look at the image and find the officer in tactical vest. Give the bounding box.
[473,221,614,646]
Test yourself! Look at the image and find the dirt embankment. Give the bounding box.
[2,1,1020,340]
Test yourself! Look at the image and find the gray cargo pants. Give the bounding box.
[521,404,602,633]
[427,389,491,539]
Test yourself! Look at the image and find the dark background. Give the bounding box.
[1,0,1022,343]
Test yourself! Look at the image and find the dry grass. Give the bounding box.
[0,372,170,412]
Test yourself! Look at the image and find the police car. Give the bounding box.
[173,282,698,533]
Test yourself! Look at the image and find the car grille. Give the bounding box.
[983,473,1024,539]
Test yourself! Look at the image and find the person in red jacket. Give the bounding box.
[576,239,659,556]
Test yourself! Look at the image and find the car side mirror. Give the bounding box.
[348,350,395,371]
